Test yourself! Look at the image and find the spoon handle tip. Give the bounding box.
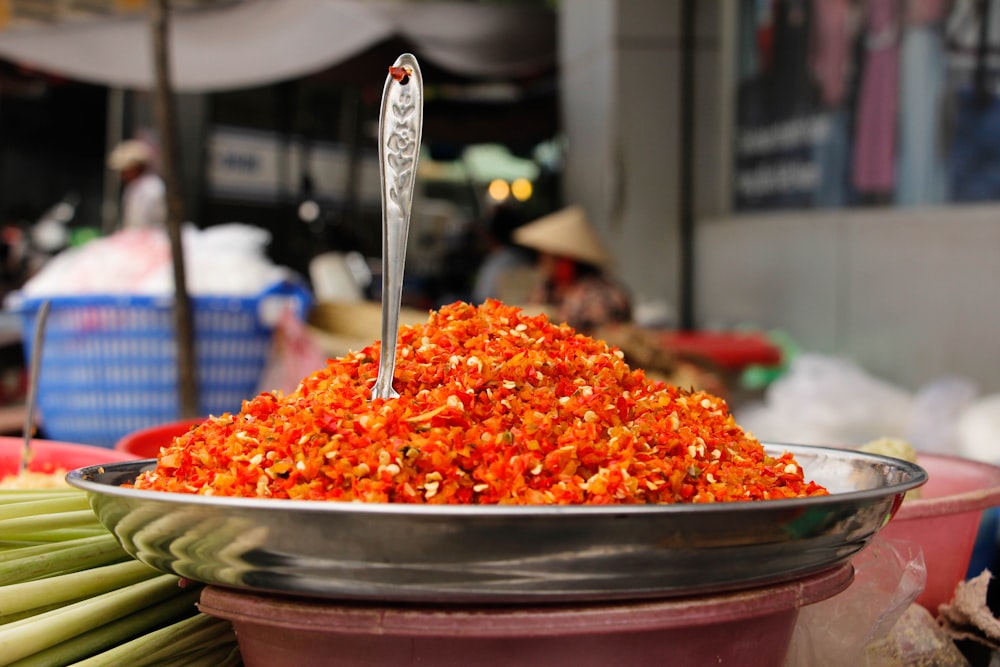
[372,54,423,401]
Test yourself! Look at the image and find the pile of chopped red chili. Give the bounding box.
[132,300,828,504]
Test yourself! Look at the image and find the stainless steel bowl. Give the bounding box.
[67,444,925,603]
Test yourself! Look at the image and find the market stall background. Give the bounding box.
[0,0,559,288]
[1,2,1000,665]
[0,0,562,436]
[0,0,998,446]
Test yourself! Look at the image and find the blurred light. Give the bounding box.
[297,199,321,223]
[533,137,565,171]
[510,178,533,202]
[464,144,540,183]
[52,202,76,223]
[32,219,68,252]
[487,179,510,202]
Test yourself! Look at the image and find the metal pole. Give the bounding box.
[678,0,696,330]
[102,87,125,235]
[149,0,199,417]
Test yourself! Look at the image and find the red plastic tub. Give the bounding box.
[1,436,139,479]
[114,418,204,458]
[199,564,853,667]
[880,453,1000,612]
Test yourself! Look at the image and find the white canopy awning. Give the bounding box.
[0,0,556,92]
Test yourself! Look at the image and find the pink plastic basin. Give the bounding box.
[199,564,853,667]
[0,436,139,478]
[880,453,1000,612]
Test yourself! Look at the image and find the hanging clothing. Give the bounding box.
[946,0,1000,200]
[946,0,1000,90]
[852,0,901,195]
[811,0,856,108]
[810,0,859,207]
[896,15,950,205]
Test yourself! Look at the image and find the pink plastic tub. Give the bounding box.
[880,453,1000,612]
[199,564,853,667]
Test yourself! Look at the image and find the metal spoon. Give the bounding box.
[371,53,423,401]
[21,299,51,472]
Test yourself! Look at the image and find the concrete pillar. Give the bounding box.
[559,0,731,325]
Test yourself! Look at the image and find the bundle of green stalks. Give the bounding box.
[0,488,241,666]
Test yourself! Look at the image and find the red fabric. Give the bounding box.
[658,331,783,371]
[551,257,577,289]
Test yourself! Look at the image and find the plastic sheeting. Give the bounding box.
[0,0,556,92]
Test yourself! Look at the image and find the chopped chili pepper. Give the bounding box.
[131,300,828,504]
[388,66,412,85]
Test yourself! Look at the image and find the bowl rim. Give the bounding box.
[893,452,1000,520]
[67,443,927,517]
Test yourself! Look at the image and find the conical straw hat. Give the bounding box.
[107,140,155,171]
[513,205,610,266]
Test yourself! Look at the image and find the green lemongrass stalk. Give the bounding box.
[0,489,83,505]
[152,642,242,667]
[0,495,91,521]
[0,573,183,664]
[69,611,233,667]
[0,559,159,616]
[0,526,106,543]
[0,599,77,626]
[6,588,203,667]
[0,535,118,564]
[1,541,65,553]
[132,615,236,666]
[0,510,99,538]
[0,538,130,587]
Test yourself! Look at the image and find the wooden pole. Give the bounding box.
[149,0,199,417]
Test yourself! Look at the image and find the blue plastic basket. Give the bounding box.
[12,281,312,448]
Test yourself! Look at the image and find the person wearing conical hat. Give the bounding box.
[107,139,167,230]
[513,205,631,334]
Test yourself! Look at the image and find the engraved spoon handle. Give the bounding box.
[372,53,423,401]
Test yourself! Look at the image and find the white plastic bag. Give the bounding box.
[18,224,293,298]
[256,306,328,397]
[958,394,1000,464]
[784,537,926,666]
[738,354,914,447]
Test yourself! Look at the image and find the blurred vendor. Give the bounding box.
[107,140,167,229]
[471,203,535,304]
[514,205,631,334]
